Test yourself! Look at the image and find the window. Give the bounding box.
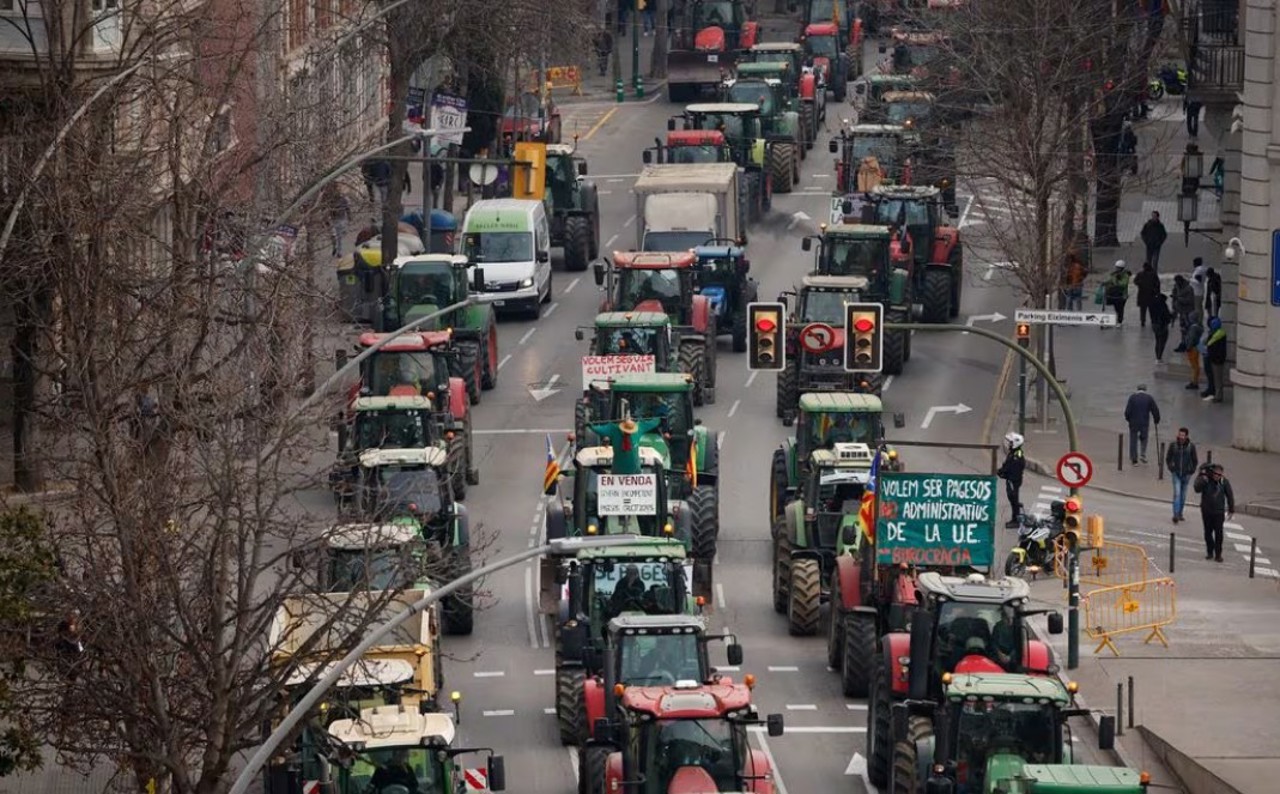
[208,106,233,154]
[91,0,119,11]
[0,0,14,12]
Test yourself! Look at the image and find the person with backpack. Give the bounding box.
[1184,315,1204,392]
[1149,291,1173,362]
[1205,266,1223,318]
[1171,275,1197,350]
[1134,262,1160,328]
[1203,317,1228,403]
[1103,260,1132,325]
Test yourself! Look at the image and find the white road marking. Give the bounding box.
[605,233,619,247]
[568,747,580,785]
[1257,568,1280,578]
[607,178,627,183]
[750,725,866,734]
[597,190,613,195]
[525,565,540,648]
[1254,558,1273,566]
[1225,521,1245,530]
[957,193,975,228]
[543,302,559,319]
[1234,543,1254,554]
[846,704,868,710]
[767,665,799,672]
[728,399,740,418]
[483,710,516,717]
[749,732,789,794]
[718,665,741,672]
[473,671,505,678]
[545,707,557,714]
[745,371,758,388]
[715,582,727,609]
[717,430,726,451]
[1225,530,1250,541]
[623,214,636,227]
[786,704,818,711]
[519,327,538,345]
[1034,503,1050,512]
[564,277,580,294]
[590,173,641,179]
[534,669,556,676]
[882,375,894,392]
[474,427,573,435]
[496,354,513,371]
[1041,485,1064,493]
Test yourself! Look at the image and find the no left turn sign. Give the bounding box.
[801,323,838,354]
[1055,452,1093,488]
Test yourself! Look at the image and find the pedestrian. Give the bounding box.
[325,185,351,257]
[1120,121,1139,175]
[1140,211,1168,271]
[1123,383,1161,465]
[1185,97,1203,137]
[1134,261,1159,328]
[360,159,377,203]
[1150,292,1172,362]
[1171,275,1196,349]
[1063,253,1086,311]
[1193,463,1234,562]
[1203,316,1228,403]
[1103,260,1131,325]
[593,28,614,76]
[1190,256,1208,324]
[1183,314,1204,391]
[998,432,1025,528]
[1205,265,1223,318]
[617,0,631,33]
[1165,427,1199,523]
[366,159,391,206]
[643,1,655,34]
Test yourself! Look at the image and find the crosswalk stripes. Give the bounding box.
[1030,483,1064,517]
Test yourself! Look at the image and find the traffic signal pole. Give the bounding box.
[887,321,1083,669]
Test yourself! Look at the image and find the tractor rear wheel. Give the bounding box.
[776,360,799,425]
[920,268,951,324]
[580,745,609,794]
[481,323,498,390]
[448,432,469,501]
[842,611,875,698]
[679,342,707,406]
[564,216,592,272]
[949,252,964,318]
[456,341,482,405]
[801,103,816,151]
[788,558,821,636]
[464,420,480,485]
[555,667,586,745]
[770,143,796,194]
[689,486,719,562]
[441,547,474,636]
[769,448,789,525]
[868,652,892,787]
[772,531,792,614]
[827,575,846,669]
[890,716,933,794]
[884,308,908,375]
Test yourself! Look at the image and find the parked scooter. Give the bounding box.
[1004,500,1066,578]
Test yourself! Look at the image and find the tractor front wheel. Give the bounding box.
[448,432,469,501]
[788,558,821,636]
[890,716,933,794]
[441,547,474,636]
[564,216,592,272]
[868,653,893,787]
[949,252,964,318]
[769,448,789,526]
[772,531,792,614]
[679,342,707,406]
[800,105,815,154]
[574,399,591,448]
[555,667,586,745]
[689,486,720,562]
[920,268,951,324]
[776,361,799,425]
[770,143,796,194]
[884,308,908,375]
[842,611,876,698]
[481,323,498,390]
[827,575,846,669]
[456,341,482,405]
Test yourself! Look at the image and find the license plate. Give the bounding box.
[493,300,506,307]
[707,54,719,63]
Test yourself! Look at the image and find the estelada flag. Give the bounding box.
[858,448,882,544]
[543,434,561,493]
[686,435,698,489]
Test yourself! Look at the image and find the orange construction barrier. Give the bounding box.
[1080,577,1176,657]
[1053,538,1155,589]
[541,65,582,95]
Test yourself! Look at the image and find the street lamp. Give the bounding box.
[1179,143,1205,245]
[229,535,643,794]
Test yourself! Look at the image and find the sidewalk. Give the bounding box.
[555,23,661,103]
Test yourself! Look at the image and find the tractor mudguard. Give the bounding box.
[1024,639,1055,674]
[784,438,799,484]
[799,73,817,100]
[784,499,807,549]
[929,231,958,266]
[835,554,864,610]
[889,268,910,305]
[692,425,713,469]
[452,505,471,547]
[751,138,766,167]
[540,557,562,617]
[579,181,599,215]
[742,749,775,794]
[560,620,589,663]
[884,631,912,696]
[892,572,920,606]
[778,112,800,141]
[583,677,606,737]
[448,377,468,420]
[545,503,567,541]
[674,505,694,546]
[456,303,493,336]
[739,21,760,49]
[690,295,713,335]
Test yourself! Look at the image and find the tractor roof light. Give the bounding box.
[696,595,706,607]
[663,523,675,535]
[853,317,874,333]
[450,691,462,703]
[614,683,626,697]
[587,524,599,535]
[1066,681,1079,694]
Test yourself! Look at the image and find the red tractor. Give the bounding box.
[643,130,734,165]
[667,0,760,102]
[593,252,718,405]
[869,184,962,322]
[579,680,784,794]
[500,90,562,146]
[800,22,857,102]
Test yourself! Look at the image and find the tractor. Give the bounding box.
[799,0,864,58]
[868,184,962,322]
[866,572,1064,787]
[666,103,776,218]
[801,223,912,373]
[829,123,914,190]
[720,67,803,192]
[851,73,918,123]
[546,143,600,272]
[800,23,855,101]
[772,442,884,635]
[742,42,824,132]
[380,254,499,403]
[775,274,882,425]
[667,0,760,102]
[594,252,717,405]
[890,672,1149,794]
[338,447,475,634]
[692,242,758,351]
[574,311,678,432]
[578,680,784,794]
[768,392,894,524]
[643,129,734,166]
[332,396,475,502]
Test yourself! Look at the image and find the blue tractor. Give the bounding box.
[692,241,758,353]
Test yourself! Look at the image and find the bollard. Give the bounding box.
[615,78,625,103]
[1116,682,1124,736]
[1169,533,1176,574]
[1207,449,1213,465]
[1128,675,1135,729]
[1250,537,1258,578]
[1117,433,1124,471]
[1158,441,1165,481]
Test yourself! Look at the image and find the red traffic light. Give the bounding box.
[756,317,777,333]
[853,317,874,333]
[1065,497,1080,512]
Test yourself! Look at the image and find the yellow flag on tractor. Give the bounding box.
[686,436,698,489]
[543,434,561,493]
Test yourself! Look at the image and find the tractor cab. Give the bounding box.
[869,185,945,266]
[578,311,676,365]
[830,124,910,191]
[888,29,945,75]
[651,130,732,165]
[690,0,748,44]
[804,400,883,451]
[545,143,589,210]
[326,710,505,794]
[853,73,918,121]
[347,397,437,454]
[802,22,842,60]
[691,243,752,337]
[804,224,895,280]
[354,447,454,535]
[580,557,695,628]
[383,254,478,331]
[357,332,454,401]
[675,103,766,164]
[723,68,786,116]
[599,251,700,323]
[557,445,685,542]
[734,59,799,103]
[596,373,699,470]
[745,42,805,77]
[319,522,431,593]
[608,614,737,688]
[805,443,877,538]
[795,274,865,325]
[882,90,936,129]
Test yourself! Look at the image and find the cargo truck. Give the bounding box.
[632,163,747,253]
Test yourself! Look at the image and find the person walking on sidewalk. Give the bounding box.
[1193,463,1234,562]
[1141,211,1168,271]
[998,432,1026,528]
[1134,262,1159,328]
[1063,253,1086,311]
[1104,261,1131,325]
[1203,317,1228,403]
[1191,257,1208,324]
[1165,427,1199,523]
[1183,314,1204,391]
[1185,97,1203,137]
[1171,275,1196,349]
[1123,384,1161,465]
[1205,265,1223,319]
[1150,291,1172,362]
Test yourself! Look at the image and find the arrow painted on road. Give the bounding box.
[965,312,1007,327]
[528,374,562,402]
[921,403,972,429]
[844,752,873,789]
[787,211,812,231]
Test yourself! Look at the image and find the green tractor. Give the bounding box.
[891,673,1148,794]
[574,311,678,436]
[852,73,919,123]
[545,143,600,272]
[772,442,884,635]
[380,254,499,403]
[768,392,894,524]
[801,223,912,374]
[721,64,803,193]
[741,42,824,143]
[666,103,776,219]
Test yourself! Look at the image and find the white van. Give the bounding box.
[460,198,552,319]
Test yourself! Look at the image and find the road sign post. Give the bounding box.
[1014,308,1116,327]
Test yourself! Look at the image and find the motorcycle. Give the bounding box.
[1004,500,1065,579]
[1147,63,1188,101]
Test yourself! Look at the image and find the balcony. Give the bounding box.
[1182,2,1243,104]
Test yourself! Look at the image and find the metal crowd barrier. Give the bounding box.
[1080,577,1177,657]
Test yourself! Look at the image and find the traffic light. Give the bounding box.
[844,302,884,373]
[1016,322,1031,348]
[747,302,785,371]
[1062,496,1084,546]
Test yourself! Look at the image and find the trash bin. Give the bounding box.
[340,227,428,324]
[428,209,458,253]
